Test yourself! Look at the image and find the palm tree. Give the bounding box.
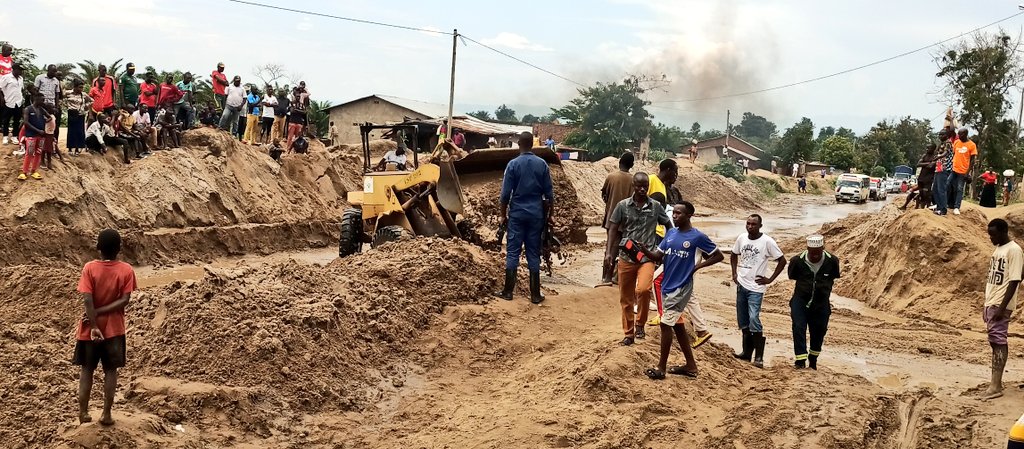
[308,99,333,139]
[76,58,124,83]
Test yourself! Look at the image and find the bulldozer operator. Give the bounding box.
[375,134,414,171]
[494,132,554,304]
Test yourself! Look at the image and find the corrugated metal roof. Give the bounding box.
[327,94,451,118]
[404,115,532,137]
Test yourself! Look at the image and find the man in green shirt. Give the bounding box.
[119,63,139,107]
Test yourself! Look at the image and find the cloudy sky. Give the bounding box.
[9,0,1024,134]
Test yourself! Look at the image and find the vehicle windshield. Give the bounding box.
[838,180,861,188]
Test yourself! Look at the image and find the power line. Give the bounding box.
[224,0,449,35]
[653,11,1024,103]
[458,35,586,87]
[222,0,586,87]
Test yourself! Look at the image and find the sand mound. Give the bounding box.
[0,238,507,447]
[803,204,993,328]
[459,164,588,244]
[562,157,767,226]
[0,128,364,266]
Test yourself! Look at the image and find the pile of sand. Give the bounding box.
[459,165,589,244]
[0,238,507,447]
[796,204,993,328]
[561,157,768,226]
[0,128,364,266]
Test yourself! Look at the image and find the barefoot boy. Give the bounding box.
[73,229,137,425]
[639,201,723,379]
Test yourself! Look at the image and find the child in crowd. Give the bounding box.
[158,109,181,149]
[73,229,137,426]
[639,201,724,380]
[268,138,283,161]
[42,103,59,170]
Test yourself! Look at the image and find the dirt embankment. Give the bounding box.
[0,128,364,266]
[0,238,509,448]
[788,204,1000,329]
[459,164,589,245]
[562,157,768,226]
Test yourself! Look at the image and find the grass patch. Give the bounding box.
[750,176,785,200]
[705,158,745,182]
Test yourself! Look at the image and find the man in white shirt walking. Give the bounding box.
[731,214,787,368]
[0,63,26,145]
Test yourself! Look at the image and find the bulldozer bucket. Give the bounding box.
[453,147,561,175]
[435,160,466,215]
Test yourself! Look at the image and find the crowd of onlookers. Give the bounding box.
[0,44,314,179]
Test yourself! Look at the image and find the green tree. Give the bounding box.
[775,118,815,165]
[936,31,1024,172]
[649,123,685,153]
[734,112,777,148]
[819,135,857,170]
[76,59,125,83]
[308,99,333,139]
[467,110,493,121]
[553,76,654,159]
[870,166,888,178]
[494,104,518,123]
[892,116,934,167]
[698,129,722,140]
[521,114,539,124]
[688,122,701,141]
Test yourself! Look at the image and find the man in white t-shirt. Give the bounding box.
[730,214,787,368]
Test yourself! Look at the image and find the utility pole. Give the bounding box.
[446,29,458,143]
[1017,87,1023,144]
[725,109,731,149]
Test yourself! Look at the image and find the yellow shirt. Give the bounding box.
[532,137,541,148]
[648,174,668,237]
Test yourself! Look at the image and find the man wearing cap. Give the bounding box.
[211,63,228,109]
[787,234,840,369]
[947,127,978,215]
[119,63,139,108]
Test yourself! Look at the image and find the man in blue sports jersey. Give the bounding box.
[639,201,723,379]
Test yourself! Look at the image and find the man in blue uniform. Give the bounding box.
[494,132,554,304]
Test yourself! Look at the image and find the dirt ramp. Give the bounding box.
[807,205,992,328]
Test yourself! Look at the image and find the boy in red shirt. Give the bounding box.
[73,229,137,426]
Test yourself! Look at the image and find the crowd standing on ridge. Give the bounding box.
[0,44,317,180]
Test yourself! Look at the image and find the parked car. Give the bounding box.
[836,174,870,203]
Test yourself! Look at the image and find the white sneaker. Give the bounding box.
[2,136,8,145]
[953,208,961,215]
[928,205,937,210]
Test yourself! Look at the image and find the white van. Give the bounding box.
[835,174,870,203]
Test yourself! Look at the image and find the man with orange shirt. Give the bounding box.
[90,65,117,115]
[211,62,228,109]
[947,127,978,215]
[73,229,137,426]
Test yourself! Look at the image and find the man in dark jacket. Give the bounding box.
[788,234,841,370]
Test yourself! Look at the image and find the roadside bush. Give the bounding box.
[750,176,784,200]
[870,166,887,178]
[706,158,745,182]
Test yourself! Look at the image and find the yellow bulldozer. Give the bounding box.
[339,123,561,257]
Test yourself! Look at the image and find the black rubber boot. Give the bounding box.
[794,359,806,369]
[809,355,818,370]
[733,330,752,361]
[529,270,545,304]
[752,332,766,368]
[493,269,515,301]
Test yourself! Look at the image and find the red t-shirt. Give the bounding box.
[0,55,12,76]
[158,83,182,108]
[139,82,158,107]
[90,76,117,111]
[211,70,227,95]
[76,260,137,341]
[982,172,998,185]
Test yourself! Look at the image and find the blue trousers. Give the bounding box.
[790,298,831,361]
[933,171,949,213]
[947,172,969,210]
[736,285,765,332]
[506,215,543,272]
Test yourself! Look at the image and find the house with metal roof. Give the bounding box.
[325,94,453,144]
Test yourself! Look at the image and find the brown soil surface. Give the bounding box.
[793,203,992,329]
[562,157,769,226]
[460,164,589,244]
[0,128,361,266]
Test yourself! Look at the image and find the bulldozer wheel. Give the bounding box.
[339,208,364,258]
[372,225,410,248]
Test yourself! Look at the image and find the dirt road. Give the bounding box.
[331,194,1022,448]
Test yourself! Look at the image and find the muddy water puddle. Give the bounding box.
[136,247,337,289]
[694,196,891,245]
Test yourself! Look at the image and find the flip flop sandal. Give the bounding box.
[691,333,713,349]
[644,368,665,380]
[635,329,646,339]
[667,366,698,378]
[594,281,613,288]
